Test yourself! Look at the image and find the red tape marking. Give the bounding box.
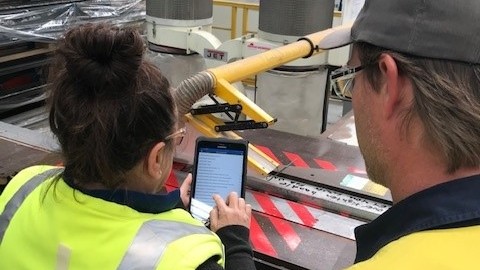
[287,201,317,228]
[165,170,179,192]
[255,145,283,165]
[253,193,301,251]
[348,166,367,174]
[253,192,283,217]
[313,158,337,171]
[250,215,278,257]
[283,152,309,168]
[267,215,301,251]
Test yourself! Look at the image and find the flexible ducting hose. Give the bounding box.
[173,71,215,115]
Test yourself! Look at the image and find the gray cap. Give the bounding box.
[318,0,480,64]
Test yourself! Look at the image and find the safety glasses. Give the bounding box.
[165,127,186,145]
[330,65,364,99]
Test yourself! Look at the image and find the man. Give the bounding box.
[320,0,480,268]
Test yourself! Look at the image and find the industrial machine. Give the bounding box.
[146,0,336,137]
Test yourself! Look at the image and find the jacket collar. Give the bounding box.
[63,175,181,214]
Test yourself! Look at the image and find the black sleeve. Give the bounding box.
[197,256,223,270]
[217,225,256,270]
[197,225,256,270]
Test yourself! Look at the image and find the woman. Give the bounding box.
[0,23,255,270]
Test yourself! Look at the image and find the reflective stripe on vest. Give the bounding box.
[117,219,215,270]
[0,167,64,243]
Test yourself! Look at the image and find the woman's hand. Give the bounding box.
[180,173,192,208]
[209,192,252,232]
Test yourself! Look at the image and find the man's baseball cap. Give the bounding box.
[318,0,480,64]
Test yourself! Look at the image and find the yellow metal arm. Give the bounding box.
[207,23,352,82]
[213,78,275,125]
[178,24,352,175]
[204,23,352,125]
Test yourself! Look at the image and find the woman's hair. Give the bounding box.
[355,42,480,173]
[47,23,176,188]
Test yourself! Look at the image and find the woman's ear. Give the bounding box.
[146,142,166,179]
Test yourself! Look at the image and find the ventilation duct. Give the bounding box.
[146,0,213,26]
[259,0,334,42]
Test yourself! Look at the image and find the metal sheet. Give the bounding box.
[322,111,358,146]
[0,139,60,182]
[240,128,366,172]
[239,128,392,219]
[251,212,355,270]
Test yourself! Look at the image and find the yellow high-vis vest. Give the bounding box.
[346,225,480,269]
[0,165,224,270]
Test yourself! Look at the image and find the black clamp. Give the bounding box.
[297,37,319,59]
[190,94,269,132]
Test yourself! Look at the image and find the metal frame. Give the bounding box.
[213,0,259,39]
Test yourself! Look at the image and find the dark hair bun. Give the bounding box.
[60,23,144,97]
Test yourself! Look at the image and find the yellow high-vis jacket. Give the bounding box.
[347,225,480,269]
[0,165,224,270]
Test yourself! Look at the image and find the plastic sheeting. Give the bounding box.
[0,0,145,44]
[0,1,146,121]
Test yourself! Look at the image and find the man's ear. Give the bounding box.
[146,142,166,179]
[377,53,404,120]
